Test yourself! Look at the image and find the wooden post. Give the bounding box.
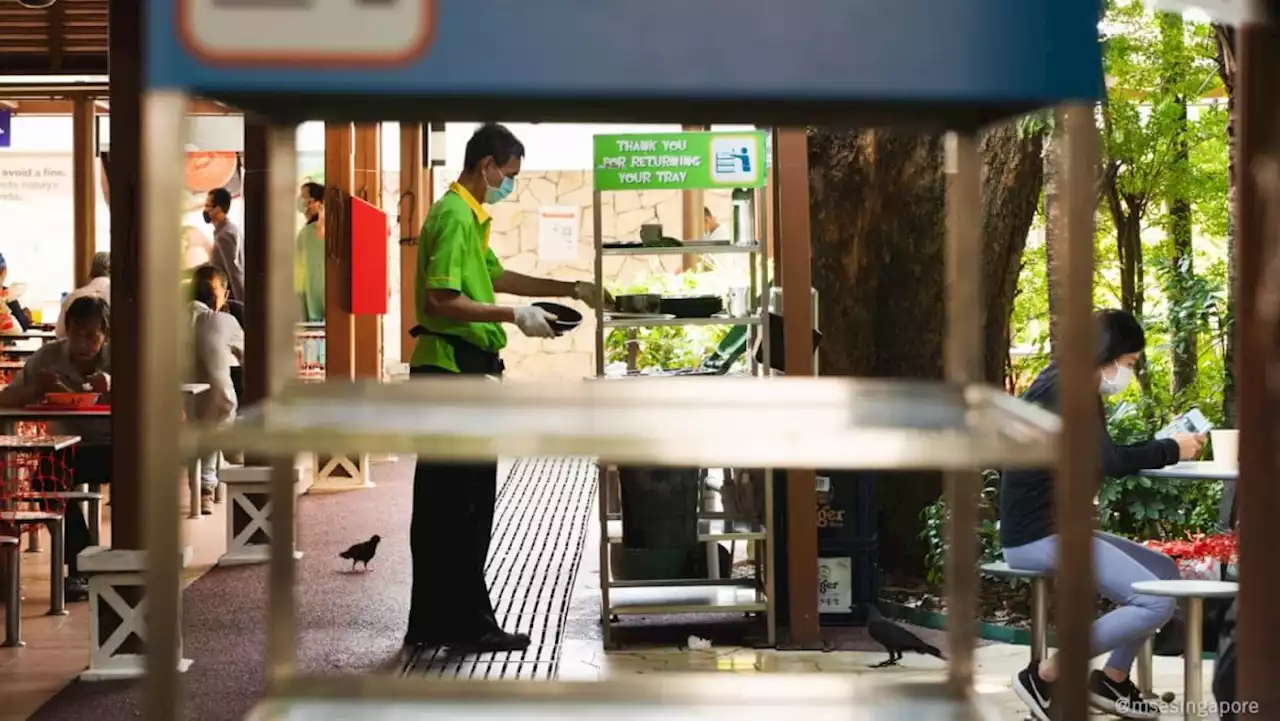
[399,123,426,363]
[352,123,382,379]
[71,95,97,288]
[242,120,270,406]
[324,123,355,381]
[773,128,819,647]
[681,124,706,271]
[107,0,143,550]
[1235,5,1280,713]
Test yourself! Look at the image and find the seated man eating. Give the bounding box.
[0,295,112,601]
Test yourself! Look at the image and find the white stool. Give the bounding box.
[1131,579,1239,721]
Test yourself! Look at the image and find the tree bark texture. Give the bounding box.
[1215,24,1238,425]
[1163,13,1197,397]
[807,123,1043,578]
[1044,130,1063,356]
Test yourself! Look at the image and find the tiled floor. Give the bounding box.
[0,481,229,721]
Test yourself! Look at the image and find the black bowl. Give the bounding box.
[532,301,583,335]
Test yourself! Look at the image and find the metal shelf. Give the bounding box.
[607,519,766,543]
[188,377,1058,470]
[602,243,762,256]
[242,675,998,721]
[603,315,761,329]
[608,582,766,614]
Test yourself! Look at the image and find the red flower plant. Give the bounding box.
[1144,532,1238,564]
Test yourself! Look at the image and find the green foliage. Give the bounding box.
[603,270,734,371]
[1000,2,1231,560]
[920,471,1004,590]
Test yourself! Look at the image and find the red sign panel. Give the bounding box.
[349,196,388,315]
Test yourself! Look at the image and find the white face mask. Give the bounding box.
[1099,364,1133,396]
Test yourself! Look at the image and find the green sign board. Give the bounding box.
[593,131,768,191]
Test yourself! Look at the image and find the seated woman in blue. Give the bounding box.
[0,295,112,601]
[1002,309,1203,721]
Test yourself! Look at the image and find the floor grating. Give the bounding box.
[404,457,597,680]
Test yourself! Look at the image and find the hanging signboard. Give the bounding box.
[593,132,768,192]
[147,0,1103,119]
[179,0,435,66]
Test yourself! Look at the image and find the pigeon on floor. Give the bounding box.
[864,604,945,668]
[339,534,381,571]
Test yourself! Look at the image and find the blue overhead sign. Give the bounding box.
[0,110,10,149]
[145,1,1103,109]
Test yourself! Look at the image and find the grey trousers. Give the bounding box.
[1003,530,1178,672]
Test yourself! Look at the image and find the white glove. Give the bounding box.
[513,306,558,339]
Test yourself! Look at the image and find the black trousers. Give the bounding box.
[404,361,503,644]
[35,445,112,576]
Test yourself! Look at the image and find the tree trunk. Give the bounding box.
[1162,13,1197,397]
[808,122,1043,580]
[1043,130,1063,355]
[1215,24,1238,425]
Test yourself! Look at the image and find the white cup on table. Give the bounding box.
[1210,429,1239,469]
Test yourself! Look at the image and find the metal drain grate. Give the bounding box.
[405,457,597,679]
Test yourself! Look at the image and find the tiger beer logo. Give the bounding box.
[816,491,845,528]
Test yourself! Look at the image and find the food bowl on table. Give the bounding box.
[531,302,583,336]
[43,392,100,407]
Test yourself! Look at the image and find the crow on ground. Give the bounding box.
[864,604,945,668]
[339,534,381,571]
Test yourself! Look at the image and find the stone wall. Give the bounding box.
[430,170,733,380]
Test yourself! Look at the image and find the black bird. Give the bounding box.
[339,534,381,571]
[864,604,944,668]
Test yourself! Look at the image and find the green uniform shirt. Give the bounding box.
[410,183,507,372]
[295,221,326,323]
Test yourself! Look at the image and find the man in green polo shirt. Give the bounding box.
[405,123,610,653]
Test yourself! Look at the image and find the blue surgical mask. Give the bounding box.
[483,168,515,204]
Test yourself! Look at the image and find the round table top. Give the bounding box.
[1131,579,1239,598]
[1140,461,1237,481]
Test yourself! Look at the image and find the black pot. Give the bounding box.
[660,295,723,318]
[532,301,583,335]
[615,293,662,314]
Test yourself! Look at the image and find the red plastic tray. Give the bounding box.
[24,404,113,412]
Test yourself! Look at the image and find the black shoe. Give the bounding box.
[1089,670,1159,719]
[1013,662,1053,721]
[64,576,89,603]
[448,631,531,654]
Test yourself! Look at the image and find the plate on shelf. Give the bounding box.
[604,312,677,321]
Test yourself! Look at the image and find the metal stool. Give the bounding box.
[1,535,22,647]
[982,561,1050,662]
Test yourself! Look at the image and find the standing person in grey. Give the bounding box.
[1002,309,1204,721]
[204,187,246,305]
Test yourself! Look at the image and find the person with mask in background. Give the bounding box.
[403,123,612,653]
[205,187,246,306]
[1002,309,1204,721]
[295,182,326,323]
[57,251,111,339]
[702,206,732,242]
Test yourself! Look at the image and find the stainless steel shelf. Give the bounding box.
[243,675,997,721]
[609,582,766,614]
[188,377,1058,470]
[608,578,758,589]
[603,315,761,329]
[607,519,765,543]
[602,243,762,256]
